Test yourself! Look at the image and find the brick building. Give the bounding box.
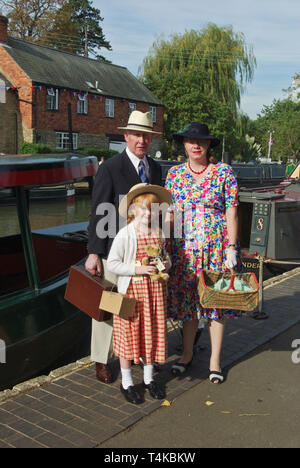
[0,15,164,155]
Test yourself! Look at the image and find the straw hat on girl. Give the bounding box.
[118,183,172,218]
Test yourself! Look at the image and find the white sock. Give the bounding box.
[143,364,154,385]
[121,368,134,390]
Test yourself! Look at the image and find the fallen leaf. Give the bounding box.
[161,400,171,407]
[239,413,270,417]
[221,411,232,414]
[205,401,215,407]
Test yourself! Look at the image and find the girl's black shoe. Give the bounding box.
[120,384,144,404]
[143,381,166,399]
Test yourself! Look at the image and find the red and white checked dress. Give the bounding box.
[113,233,168,365]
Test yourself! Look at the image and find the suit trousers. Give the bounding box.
[90,259,117,364]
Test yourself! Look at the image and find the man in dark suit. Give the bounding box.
[85,111,162,383]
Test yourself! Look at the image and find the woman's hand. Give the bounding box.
[135,265,157,276]
[224,248,238,269]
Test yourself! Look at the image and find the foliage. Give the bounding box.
[77,147,118,161]
[242,135,262,162]
[19,142,51,153]
[139,24,256,141]
[41,0,112,59]
[283,73,300,103]
[2,0,63,40]
[2,0,111,59]
[254,98,300,160]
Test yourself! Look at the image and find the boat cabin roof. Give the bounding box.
[0,153,98,188]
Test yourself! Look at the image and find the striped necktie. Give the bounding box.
[138,160,149,183]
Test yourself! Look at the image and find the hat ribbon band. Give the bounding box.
[126,122,153,130]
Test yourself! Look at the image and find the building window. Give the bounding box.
[46,87,59,111]
[105,98,114,118]
[129,102,136,115]
[56,132,78,150]
[149,106,157,123]
[77,92,88,114]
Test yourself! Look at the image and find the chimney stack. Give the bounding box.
[0,16,8,43]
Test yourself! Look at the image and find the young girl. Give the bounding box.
[107,183,172,405]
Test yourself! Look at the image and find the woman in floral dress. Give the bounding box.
[165,122,241,384]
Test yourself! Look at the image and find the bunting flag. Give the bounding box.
[0,85,103,100]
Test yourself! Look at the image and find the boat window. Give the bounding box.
[237,202,253,249]
[0,198,30,295]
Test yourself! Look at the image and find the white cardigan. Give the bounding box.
[106,222,171,294]
[106,223,137,294]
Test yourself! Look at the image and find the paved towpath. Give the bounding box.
[0,269,300,448]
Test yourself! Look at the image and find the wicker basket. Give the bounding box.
[198,269,259,312]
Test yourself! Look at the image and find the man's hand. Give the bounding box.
[85,254,103,276]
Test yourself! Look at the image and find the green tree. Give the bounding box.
[254,99,300,160]
[42,0,112,59]
[1,0,62,40]
[139,24,256,141]
[2,0,111,59]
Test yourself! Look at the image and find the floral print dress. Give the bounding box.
[165,162,242,321]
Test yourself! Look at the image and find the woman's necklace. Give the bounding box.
[188,161,208,175]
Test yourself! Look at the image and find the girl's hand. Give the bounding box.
[135,265,157,276]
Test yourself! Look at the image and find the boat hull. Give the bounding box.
[0,279,91,391]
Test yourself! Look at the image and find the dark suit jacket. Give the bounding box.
[87,150,162,258]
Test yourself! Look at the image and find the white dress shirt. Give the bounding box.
[126,147,150,179]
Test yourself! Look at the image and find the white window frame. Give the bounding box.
[46,87,59,111]
[128,102,136,115]
[105,98,114,118]
[56,132,78,150]
[149,106,157,123]
[77,92,88,115]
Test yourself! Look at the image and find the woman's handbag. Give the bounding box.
[198,269,259,312]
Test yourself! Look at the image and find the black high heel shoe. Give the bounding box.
[209,369,224,384]
[171,357,193,376]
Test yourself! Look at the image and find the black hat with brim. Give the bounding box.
[173,122,220,148]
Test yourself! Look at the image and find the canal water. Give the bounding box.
[0,194,92,237]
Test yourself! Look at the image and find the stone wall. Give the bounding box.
[36,129,109,149]
[0,89,23,154]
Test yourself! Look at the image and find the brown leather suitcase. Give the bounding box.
[64,264,117,321]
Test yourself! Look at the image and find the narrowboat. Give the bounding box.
[0,153,98,391]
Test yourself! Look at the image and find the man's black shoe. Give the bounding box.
[143,381,166,400]
[120,384,143,405]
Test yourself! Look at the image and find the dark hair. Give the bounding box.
[183,141,217,164]
[207,148,217,164]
